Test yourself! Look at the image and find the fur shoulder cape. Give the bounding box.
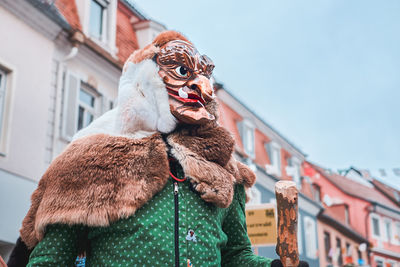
[20,124,256,249]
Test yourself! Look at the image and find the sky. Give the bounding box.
[133,0,400,189]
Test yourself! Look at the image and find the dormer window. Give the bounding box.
[237,119,255,158]
[89,0,109,42]
[265,141,281,176]
[286,157,301,187]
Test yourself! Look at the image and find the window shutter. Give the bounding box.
[62,71,80,141]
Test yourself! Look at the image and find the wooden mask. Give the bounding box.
[155,40,215,124]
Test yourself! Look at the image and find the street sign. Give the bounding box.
[245,203,277,246]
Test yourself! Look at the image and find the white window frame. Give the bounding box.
[77,86,98,131]
[286,156,301,188]
[62,71,101,141]
[370,213,381,240]
[374,256,385,267]
[382,218,393,243]
[304,216,318,259]
[0,68,7,139]
[237,119,255,158]
[344,205,350,225]
[0,65,12,156]
[265,141,281,176]
[394,222,400,245]
[89,0,109,43]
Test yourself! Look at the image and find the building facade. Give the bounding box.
[216,86,322,267]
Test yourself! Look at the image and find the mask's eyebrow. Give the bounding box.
[156,49,197,72]
[198,55,215,76]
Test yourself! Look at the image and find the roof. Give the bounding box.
[318,212,368,244]
[54,0,81,30]
[116,1,140,62]
[372,179,400,207]
[310,162,400,212]
[50,0,145,65]
[28,0,71,30]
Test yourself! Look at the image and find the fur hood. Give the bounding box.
[20,124,256,249]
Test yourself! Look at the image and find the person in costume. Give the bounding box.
[8,31,308,267]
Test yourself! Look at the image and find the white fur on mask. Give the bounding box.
[73,60,177,141]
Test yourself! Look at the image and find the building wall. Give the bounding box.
[0,4,58,260]
[368,211,400,266]
[0,4,55,180]
[317,220,368,267]
[306,164,370,237]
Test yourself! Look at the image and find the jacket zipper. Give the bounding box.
[174,181,179,267]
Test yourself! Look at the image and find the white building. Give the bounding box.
[0,0,165,260]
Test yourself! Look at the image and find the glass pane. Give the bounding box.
[385,221,392,241]
[77,106,84,130]
[90,0,103,39]
[80,89,95,107]
[85,112,94,127]
[373,218,380,236]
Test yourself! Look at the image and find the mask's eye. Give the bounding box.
[175,66,189,77]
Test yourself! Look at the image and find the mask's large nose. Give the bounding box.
[186,75,215,102]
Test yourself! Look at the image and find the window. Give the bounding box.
[237,119,255,157]
[312,184,321,203]
[345,242,351,258]
[375,258,384,267]
[336,238,343,266]
[0,69,7,141]
[77,88,96,131]
[383,219,392,243]
[0,66,11,154]
[62,72,100,140]
[265,141,281,176]
[395,222,400,245]
[89,0,109,42]
[286,157,301,187]
[371,214,381,238]
[304,216,317,259]
[344,205,350,225]
[324,231,332,262]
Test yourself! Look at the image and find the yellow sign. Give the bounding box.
[245,203,277,246]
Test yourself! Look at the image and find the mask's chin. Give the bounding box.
[168,97,215,125]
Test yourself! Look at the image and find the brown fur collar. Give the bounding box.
[20,126,255,248]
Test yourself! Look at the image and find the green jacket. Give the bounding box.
[28,173,272,266]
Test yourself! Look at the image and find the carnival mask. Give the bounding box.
[155,40,215,125]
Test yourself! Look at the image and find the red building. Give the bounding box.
[303,162,400,267]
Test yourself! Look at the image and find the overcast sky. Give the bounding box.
[134,0,400,189]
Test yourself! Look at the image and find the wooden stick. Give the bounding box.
[275,181,299,267]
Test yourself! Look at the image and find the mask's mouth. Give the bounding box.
[167,88,206,107]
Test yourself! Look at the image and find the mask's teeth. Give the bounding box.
[178,88,189,99]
